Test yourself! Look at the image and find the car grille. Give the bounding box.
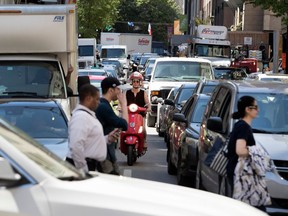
[273,160,288,181]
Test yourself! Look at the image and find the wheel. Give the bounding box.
[195,160,204,190]
[177,151,192,187]
[219,176,232,197]
[127,145,134,166]
[167,145,177,175]
[147,114,156,127]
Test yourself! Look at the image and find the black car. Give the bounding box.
[167,93,210,187]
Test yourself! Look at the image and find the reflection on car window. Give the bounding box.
[0,125,82,179]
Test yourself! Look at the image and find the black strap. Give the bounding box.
[75,109,94,117]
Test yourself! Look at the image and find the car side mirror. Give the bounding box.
[148,75,151,81]
[0,157,21,188]
[156,97,164,103]
[173,113,188,126]
[207,116,223,133]
[164,99,174,106]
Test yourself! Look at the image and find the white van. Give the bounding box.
[100,45,128,68]
[147,57,214,126]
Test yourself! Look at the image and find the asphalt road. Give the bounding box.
[116,126,177,185]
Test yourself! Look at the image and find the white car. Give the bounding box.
[0,118,268,216]
[247,72,288,82]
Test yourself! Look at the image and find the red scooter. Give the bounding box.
[120,103,146,166]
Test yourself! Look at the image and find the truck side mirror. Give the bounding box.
[77,76,90,93]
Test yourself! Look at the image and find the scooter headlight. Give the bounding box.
[129,104,138,112]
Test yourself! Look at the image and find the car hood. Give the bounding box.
[35,138,68,160]
[44,173,267,216]
[254,134,288,160]
[148,81,184,91]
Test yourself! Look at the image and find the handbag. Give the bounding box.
[204,136,229,177]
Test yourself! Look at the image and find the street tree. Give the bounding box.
[77,0,120,39]
[115,0,181,42]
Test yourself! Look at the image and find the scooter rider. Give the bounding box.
[125,71,151,150]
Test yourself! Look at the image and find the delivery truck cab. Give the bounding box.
[0,5,78,119]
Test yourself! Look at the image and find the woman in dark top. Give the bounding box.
[227,96,267,211]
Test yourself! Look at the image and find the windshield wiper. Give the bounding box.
[252,128,273,134]
[273,131,288,135]
[154,76,179,81]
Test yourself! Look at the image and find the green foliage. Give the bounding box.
[115,0,181,42]
[77,0,120,38]
[194,17,211,26]
[251,0,288,25]
[77,0,181,43]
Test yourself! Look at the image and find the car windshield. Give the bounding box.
[153,61,213,81]
[0,105,68,139]
[238,93,288,133]
[194,44,231,58]
[0,121,85,179]
[101,48,126,58]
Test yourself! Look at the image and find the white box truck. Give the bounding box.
[0,4,78,119]
[188,25,231,67]
[100,33,152,55]
[78,38,97,68]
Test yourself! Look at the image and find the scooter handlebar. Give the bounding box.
[128,104,146,113]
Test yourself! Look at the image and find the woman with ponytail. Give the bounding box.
[227,96,271,212]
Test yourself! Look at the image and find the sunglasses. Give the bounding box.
[248,105,258,110]
[132,80,140,83]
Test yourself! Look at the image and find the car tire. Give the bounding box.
[167,145,177,175]
[177,151,192,187]
[195,160,204,190]
[219,176,232,197]
[147,114,156,127]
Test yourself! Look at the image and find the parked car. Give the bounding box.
[0,117,268,216]
[197,80,288,214]
[171,93,210,187]
[164,83,197,145]
[167,94,210,184]
[247,73,288,82]
[156,87,179,137]
[0,99,68,159]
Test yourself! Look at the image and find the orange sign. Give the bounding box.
[174,20,182,35]
[282,53,286,69]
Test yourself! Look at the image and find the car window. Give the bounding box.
[201,85,216,94]
[189,97,209,123]
[181,96,195,116]
[177,88,195,105]
[210,87,229,117]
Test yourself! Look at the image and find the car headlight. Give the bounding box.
[129,104,138,112]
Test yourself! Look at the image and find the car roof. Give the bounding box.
[0,98,60,107]
[180,82,198,88]
[155,57,212,63]
[79,68,106,72]
[221,80,288,94]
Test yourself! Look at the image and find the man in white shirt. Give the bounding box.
[66,84,118,172]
